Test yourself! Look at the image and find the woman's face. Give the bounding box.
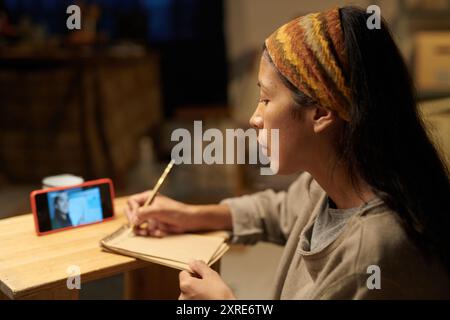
[250,54,320,175]
[55,193,69,214]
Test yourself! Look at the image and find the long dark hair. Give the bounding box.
[269,6,450,272]
[339,6,449,271]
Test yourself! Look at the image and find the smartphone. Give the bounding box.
[30,178,115,236]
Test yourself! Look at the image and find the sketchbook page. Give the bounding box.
[102,245,189,270]
[101,225,225,265]
[102,243,230,271]
[150,243,230,270]
[208,242,229,263]
[208,243,230,266]
[142,242,229,268]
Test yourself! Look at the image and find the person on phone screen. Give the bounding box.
[51,192,72,229]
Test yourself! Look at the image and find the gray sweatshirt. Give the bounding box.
[221,172,450,299]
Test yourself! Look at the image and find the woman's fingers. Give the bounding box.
[146,221,185,238]
[124,205,132,223]
[188,260,212,279]
[129,203,160,225]
[136,227,148,236]
[149,220,168,238]
[152,229,166,238]
[128,191,152,205]
[126,197,142,225]
[135,205,172,226]
[146,218,157,231]
[133,221,183,238]
[125,192,194,237]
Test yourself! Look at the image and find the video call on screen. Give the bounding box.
[47,187,103,230]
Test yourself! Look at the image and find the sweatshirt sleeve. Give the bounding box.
[317,274,407,300]
[220,172,314,245]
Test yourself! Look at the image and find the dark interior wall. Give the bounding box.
[2,0,229,117]
[158,0,228,117]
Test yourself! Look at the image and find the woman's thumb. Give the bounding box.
[188,260,211,278]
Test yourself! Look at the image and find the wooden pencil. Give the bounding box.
[128,159,175,229]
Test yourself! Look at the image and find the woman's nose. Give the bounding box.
[249,108,264,129]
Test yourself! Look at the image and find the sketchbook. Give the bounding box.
[100,225,230,270]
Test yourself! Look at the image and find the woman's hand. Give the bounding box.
[179,260,235,300]
[125,192,200,237]
[124,191,233,237]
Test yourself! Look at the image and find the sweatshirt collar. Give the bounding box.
[296,194,387,279]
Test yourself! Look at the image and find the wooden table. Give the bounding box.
[0,197,221,300]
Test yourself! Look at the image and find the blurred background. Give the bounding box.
[0,0,449,299]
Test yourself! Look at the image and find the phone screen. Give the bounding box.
[34,181,114,233]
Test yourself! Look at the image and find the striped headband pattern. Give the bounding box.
[265,7,352,121]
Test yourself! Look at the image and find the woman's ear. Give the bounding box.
[312,106,337,133]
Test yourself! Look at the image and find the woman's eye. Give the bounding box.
[259,99,270,105]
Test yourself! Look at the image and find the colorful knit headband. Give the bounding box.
[265,7,352,121]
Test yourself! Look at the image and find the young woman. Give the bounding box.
[51,192,72,230]
[125,6,450,299]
